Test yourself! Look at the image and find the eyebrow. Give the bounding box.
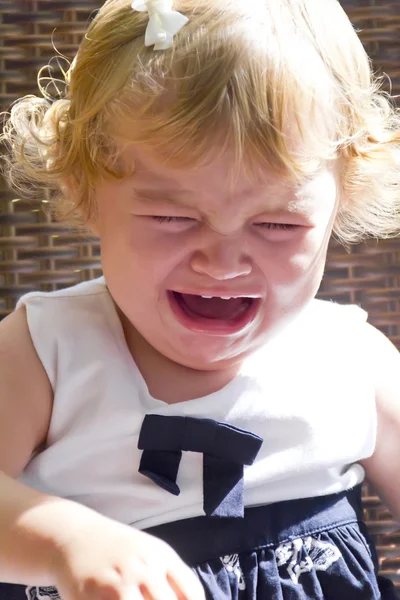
[131,188,194,206]
[131,188,314,217]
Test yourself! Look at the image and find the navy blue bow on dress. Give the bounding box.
[138,415,263,518]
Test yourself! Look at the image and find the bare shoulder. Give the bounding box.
[0,307,53,477]
[361,322,399,411]
[359,322,400,520]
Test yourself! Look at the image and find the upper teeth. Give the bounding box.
[201,295,233,300]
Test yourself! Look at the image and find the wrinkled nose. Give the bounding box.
[190,236,252,280]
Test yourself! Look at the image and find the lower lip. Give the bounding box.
[167,291,262,335]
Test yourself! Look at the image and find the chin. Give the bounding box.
[166,337,256,371]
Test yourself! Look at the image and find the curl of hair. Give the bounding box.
[1,0,400,243]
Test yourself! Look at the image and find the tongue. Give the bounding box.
[177,293,250,320]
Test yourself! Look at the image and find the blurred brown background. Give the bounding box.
[0,0,400,587]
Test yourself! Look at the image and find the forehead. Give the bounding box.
[120,145,338,217]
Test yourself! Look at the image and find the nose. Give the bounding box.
[190,233,252,280]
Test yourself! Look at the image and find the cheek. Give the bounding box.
[129,220,191,256]
[100,212,184,262]
[107,222,193,290]
[266,230,329,286]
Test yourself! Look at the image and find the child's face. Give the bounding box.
[93,146,338,370]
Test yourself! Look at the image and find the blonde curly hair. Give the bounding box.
[1,0,400,243]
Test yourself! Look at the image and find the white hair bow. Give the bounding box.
[131,0,189,50]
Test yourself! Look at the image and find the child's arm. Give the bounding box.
[0,307,204,599]
[0,307,53,478]
[0,470,99,585]
[359,323,400,522]
[0,306,65,583]
[0,469,206,600]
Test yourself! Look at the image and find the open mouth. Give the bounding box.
[168,291,261,334]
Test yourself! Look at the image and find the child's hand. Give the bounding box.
[52,510,205,600]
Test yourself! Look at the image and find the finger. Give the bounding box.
[167,567,205,600]
[123,586,145,600]
[138,579,179,600]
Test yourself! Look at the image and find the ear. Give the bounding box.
[60,175,100,238]
[86,219,100,237]
[60,173,76,196]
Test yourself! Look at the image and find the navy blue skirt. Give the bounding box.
[1,485,398,599]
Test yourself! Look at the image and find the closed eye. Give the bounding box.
[151,216,195,223]
[255,223,299,230]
